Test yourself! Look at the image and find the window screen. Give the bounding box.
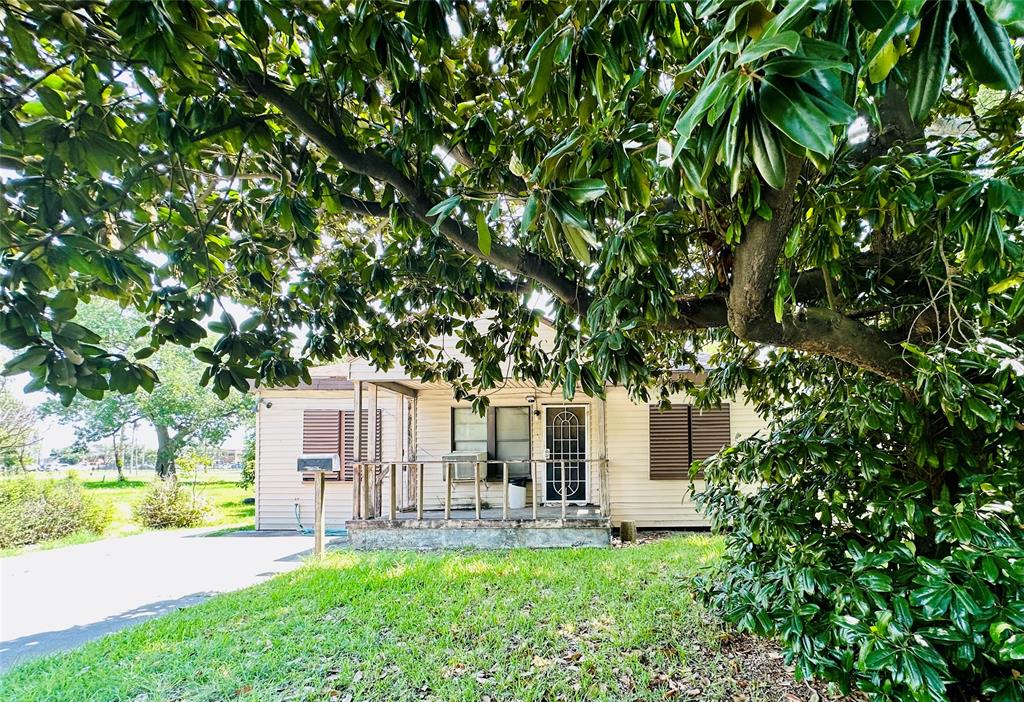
[452,408,487,454]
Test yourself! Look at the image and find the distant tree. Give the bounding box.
[0,378,36,470]
[42,301,252,479]
[49,443,87,466]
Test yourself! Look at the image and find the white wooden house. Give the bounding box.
[253,318,765,548]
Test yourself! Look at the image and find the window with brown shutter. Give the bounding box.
[301,409,381,483]
[690,405,731,463]
[649,404,690,480]
[649,404,731,480]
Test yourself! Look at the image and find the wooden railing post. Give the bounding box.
[445,462,452,520]
[416,462,424,520]
[389,462,397,520]
[560,461,567,519]
[532,461,539,520]
[474,460,482,519]
[502,461,509,520]
[364,464,372,519]
[352,464,361,520]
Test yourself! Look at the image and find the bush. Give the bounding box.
[133,479,211,529]
[694,343,1024,702]
[0,475,113,548]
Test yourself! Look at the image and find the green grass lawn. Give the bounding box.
[0,470,253,556]
[0,536,841,702]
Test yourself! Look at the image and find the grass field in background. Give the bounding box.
[0,470,253,556]
[0,536,787,702]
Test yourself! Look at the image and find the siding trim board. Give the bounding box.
[648,403,730,480]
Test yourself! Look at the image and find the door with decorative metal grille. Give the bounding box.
[544,406,587,503]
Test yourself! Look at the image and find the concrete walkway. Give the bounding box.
[0,528,334,672]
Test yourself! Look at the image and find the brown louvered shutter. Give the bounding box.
[302,409,343,481]
[691,404,731,463]
[340,409,382,482]
[649,404,691,480]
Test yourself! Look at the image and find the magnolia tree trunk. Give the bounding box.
[154,425,176,480]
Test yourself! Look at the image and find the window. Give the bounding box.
[452,408,487,454]
[493,406,531,479]
[451,406,532,480]
[301,409,380,482]
[648,404,730,480]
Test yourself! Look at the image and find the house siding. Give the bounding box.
[255,384,767,531]
[254,389,400,530]
[605,387,764,526]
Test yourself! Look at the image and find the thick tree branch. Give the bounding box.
[724,155,909,381]
[239,73,590,313]
[848,87,925,166]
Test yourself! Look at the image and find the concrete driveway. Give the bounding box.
[0,528,333,672]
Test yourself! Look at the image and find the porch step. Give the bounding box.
[346,519,611,550]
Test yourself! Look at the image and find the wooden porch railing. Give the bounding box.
[351,459,610,522]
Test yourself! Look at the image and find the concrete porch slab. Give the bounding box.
[346,518,611,550]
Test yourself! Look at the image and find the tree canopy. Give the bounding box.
[1,0,1018,403]
[40,301,251,477]
[2,1,1024,699]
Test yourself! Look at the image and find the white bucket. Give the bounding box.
[507,483,527,510]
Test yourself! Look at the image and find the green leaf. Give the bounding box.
[673,66,730,153]
[906,0,956,122]
[750,117,787,190]
[563,179,608,204]
[759,77,836,156]
[475,210,492,256]
[3,346,49,375]
[865,12,919,66]
[527,43,556,106]
[35,86,66,118]
[563,226,591,265]
[955,0,1021,91]
[426,195,462,232]
[521,193,539,234]
[737,31,801,64]
[989,274,1024,294]
[983,0,1024,25]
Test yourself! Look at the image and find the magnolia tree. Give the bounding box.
[1,1,1022,699]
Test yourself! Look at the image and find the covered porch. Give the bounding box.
[344,378,612,549]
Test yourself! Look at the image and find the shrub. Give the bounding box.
[133,479,211,529]
[0,475,113,548]
[694,343,1024,702]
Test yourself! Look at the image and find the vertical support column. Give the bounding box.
[532,461,539,520]
[417,462,424,520]
[502,462,509,520]
[474,460,482,519]
[394,392,404,509]
[313,471,326,557]
[352,381,363,520]
[445,462,452,520]
[389,462,397,520]
[367,383,378,518]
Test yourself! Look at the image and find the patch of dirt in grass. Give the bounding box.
[685,632,866,702]
[612,529,683,547]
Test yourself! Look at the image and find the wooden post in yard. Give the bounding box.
[313,471,326,556]
[620,520,637,543]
